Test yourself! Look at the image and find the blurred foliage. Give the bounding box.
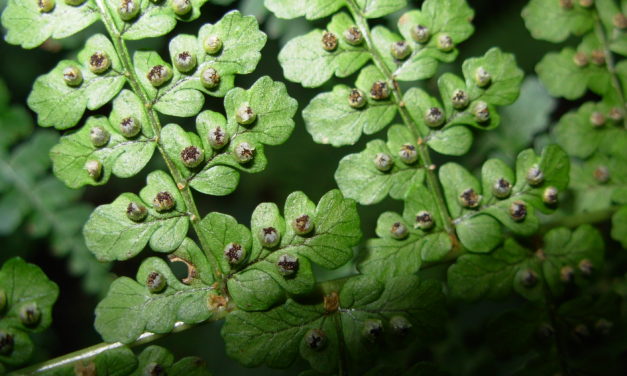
[0,0,626,375]
[0,78,112,297]
[0,257,58,370]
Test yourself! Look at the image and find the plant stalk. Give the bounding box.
[593,13,627,129]
[9,322,195,375]
[541,207,617,232]
[346,0,459,241]
[94,0,223,280]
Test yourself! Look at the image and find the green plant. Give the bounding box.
[0,0,626,375]
[0,79,111,296]
[523,0,627,246]
[0,258,58,374]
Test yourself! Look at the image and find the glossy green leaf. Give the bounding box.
[388,0,475,80]
[541,225,604,296]
[222,275,445,374]
[197,211,253,277]
[433,72,502,133]
[575,33,616,96]
[223,299,319,369]
[568,146,627,213]
[248,203,286,261]
[0,74,113,294]
[95,258,216,343]
[0,257,59,333]
[158,123,237,196]
[187,76,297,189]
[132,345,211,376]
[83,171,189,261]
[304,84,397,146]
[264,0,345,20]
[441,146,570,253]
[554,101,613,159]
[265,0,408,31]
[229,253,316,310]
[335,125,425,205]
[0,258,58,367]
[133,11,266,117]
[304,64,396,146]
[249,247,317,301]
[27,34,125,130]
[406,0,474,42]
[522,0,594,43]
[607,3,627,57]
[210,190,360,311]
[448,225,603,301]
[427,126,473,156]
[512,145,571,209]
[372,25,453,82]
[50,90,156,188]
[130,346,170,375]
[194,111,268,176]
[134,50,202,117]
[88,347,137,376]
[226,270,285,312]
[1,0,100,48]
[0,325,34,367]
[106,0,210,41]
[462,47,524,106]
[196,10,267,76]
[478,77,556,161]
[403,87,450,136]
[359,184,452,280]
[455,215,502,254]
[188,165,240,196]
[278,13,370,87]
[279,190,361,269]
[50,345,212,376]
[536,47,611,100]
[380,29,434,81]
[403,84,500,140]
[439,162,480,218]
[223,76,297,146]
[355,0,406,18]
[448,237,542,301]
[478,160,539,237]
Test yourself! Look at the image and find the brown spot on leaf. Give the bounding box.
[74,361,96,376]
[321,31,338,51]
[324,291,339,313]
[208,294,229,311]
[370,81,389,100]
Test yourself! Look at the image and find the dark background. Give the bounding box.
[0,0,575,374]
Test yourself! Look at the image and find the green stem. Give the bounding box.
[346,0,459,243]
[541,207,618,232]
[94,0,223,280]
[9,322,195,375]
[593,14,627,129]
